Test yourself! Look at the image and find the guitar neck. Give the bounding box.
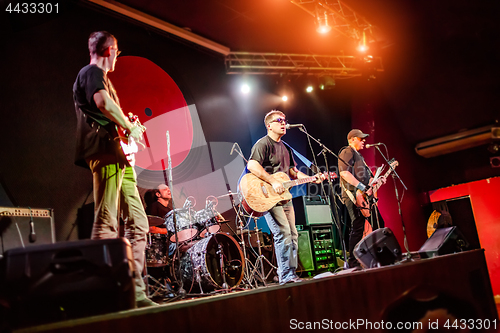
[283,175,318,188]
[372,164,396,193]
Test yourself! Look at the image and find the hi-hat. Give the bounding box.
[147,215,164,226]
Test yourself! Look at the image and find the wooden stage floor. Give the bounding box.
[14,249,499,333]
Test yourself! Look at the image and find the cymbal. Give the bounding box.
[147,215,164,226]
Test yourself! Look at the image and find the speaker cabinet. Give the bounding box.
[297,231,315,272]
[293,196,333,226]
[418,226,469,259]
[354,228,402,268]
[0,207,55,256]
[0,238,135,328]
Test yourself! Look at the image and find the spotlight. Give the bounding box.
[318,75,335,90]
[306,85,313,93]
[282,95,288,102]
[357,31,369,53]
[316,12,331,34]
[241,84,250,94]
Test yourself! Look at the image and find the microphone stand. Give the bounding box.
[373,145,411,262]
[166,131,186,298]
[297,127,349,269]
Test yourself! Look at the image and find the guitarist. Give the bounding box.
[247,110,325,285]
[73,32,155,307]
[338,129,385,268]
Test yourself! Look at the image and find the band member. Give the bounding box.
[247,110,325,284]
[146,184,173,219]
[73,31,156,307]
[338,129,385,268]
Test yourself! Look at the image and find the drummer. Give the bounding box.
[146,184,173,221]
[146,184,177,257]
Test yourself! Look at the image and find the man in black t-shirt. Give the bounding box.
[338,129,385,268]
[73,31,155,307]
[247,110,325,284]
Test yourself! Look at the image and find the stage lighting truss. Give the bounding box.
[225,52,384,78]
[291,0,376,43]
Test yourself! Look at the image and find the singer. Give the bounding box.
[338,129,385,268]
[72,31,155,307]
[246,110,325,284]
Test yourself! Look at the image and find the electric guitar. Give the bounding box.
[113,113,145,166]
[239,171,337,216]
[356,159,399,217]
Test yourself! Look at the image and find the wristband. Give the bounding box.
[356,183,366,192]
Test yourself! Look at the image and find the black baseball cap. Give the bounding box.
[347,129,369,140]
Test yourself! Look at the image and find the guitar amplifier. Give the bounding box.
[293,196,333,225]
[0,207,55,256]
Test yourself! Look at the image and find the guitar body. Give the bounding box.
[239,172,292,216]
[112,113,143,167]
[356,190,372,218]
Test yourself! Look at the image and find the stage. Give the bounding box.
[13,249,499,333]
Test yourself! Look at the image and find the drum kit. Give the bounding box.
[144,195,245,297]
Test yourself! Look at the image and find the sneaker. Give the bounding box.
[136,297,160,308]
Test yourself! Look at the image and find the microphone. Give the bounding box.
[365,142,384,148]
[286,123,304,129]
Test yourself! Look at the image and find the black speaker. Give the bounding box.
[0,238,135,329]
[353,228,402,268]
[0,207,55,256]
[418,226,469,259]
[293,196,333,226]
[297,231,315,272]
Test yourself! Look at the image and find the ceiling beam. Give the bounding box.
[87,0,231,56]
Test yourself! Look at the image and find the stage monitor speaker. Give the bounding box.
[0,207,55,256]
[293,196,333,226]
[0,238,135,329]
[297,231,315,272]
[418,226,469,259]
[353,228,402,268]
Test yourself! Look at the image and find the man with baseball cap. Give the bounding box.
[338,129,385,268]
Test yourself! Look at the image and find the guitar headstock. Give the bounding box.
[388,158,399,169]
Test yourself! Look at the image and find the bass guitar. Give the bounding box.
[239,171,337,216]
[356,159,399,218]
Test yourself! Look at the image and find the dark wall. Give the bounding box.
[0,1,351,241]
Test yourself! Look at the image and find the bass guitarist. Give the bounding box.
[338,129,386,268]
[73,31,156,307]
[247,110,325,285]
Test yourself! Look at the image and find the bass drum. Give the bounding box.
[173,233,244,292]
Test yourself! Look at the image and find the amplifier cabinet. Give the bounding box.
[0,207,55,256]
[293,196,333,226]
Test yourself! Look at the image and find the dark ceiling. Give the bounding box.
[112,0,500,145]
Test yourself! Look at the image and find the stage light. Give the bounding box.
[306,85,313,93]
[316,12,331,34]
[319,75,335,90]
[241,84,250,94]
[357,31,369,53]
[282,95,288,102]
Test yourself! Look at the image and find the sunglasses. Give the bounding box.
[270,117,287,125]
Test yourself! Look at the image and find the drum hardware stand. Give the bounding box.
[166,130,186,298]
[217,243,229,291]
[246,216,277,287]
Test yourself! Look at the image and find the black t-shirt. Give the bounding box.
[338,146,372,199]
[73,64,122,168]
[146,200,173,219]
[249,135,296,176]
